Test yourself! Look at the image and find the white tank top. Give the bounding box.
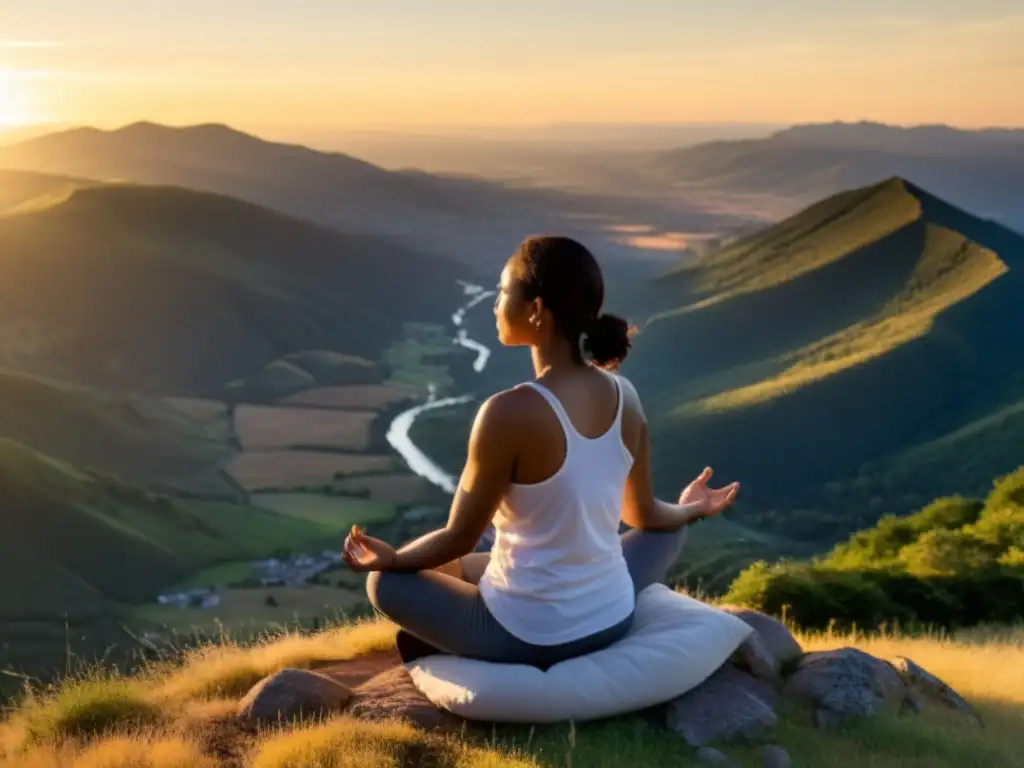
[478,371,636,645]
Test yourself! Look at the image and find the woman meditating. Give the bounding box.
[343,235,740,668]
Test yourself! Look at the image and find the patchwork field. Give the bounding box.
[226,451,395,491]
[161,397,231,424]
[331,473,434,505]
[234,405,377,451]
[252,493,397,530]
[282,384,416,410]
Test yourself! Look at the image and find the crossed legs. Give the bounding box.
[365,524,690,666]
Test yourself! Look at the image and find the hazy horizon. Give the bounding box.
[1,1,1022,137]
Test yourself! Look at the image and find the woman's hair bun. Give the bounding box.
[583,313,632,370]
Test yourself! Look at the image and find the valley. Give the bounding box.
[0,120,1021,698]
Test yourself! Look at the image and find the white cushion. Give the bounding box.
[405,584,754,723]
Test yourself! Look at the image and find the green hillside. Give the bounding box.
[625,178,1022,540]
[0,437,333,616]
[0,435,366,688]
[0,368,234,494]
[0,179,468,396]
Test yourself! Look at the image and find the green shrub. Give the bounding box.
[723,466,1024,630]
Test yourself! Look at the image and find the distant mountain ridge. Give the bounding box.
[0,122,524,240]
[652,122,1024,230]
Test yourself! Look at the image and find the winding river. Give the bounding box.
[385,281,495,494]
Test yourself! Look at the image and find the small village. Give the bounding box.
[155,549,346,608]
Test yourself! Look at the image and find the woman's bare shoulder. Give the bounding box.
[473,384,549,435]
[612,372,647,420]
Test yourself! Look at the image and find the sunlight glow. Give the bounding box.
[0,73,31,126]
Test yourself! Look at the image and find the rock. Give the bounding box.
[737,631,781,681]
[900,689,926,715]
[784,648,908,728]
[344,665,457,731]
[237,668,352,724]
[696,746,735,766]
[722,607,804,668]
[667,666,778,748]
[888,656,978,722]
[761,745,793,768]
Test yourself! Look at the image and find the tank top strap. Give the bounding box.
[520,381,576,442]
[602,370,624,429]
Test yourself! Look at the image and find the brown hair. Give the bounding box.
[510,236,631,369]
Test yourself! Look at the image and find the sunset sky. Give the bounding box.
[1,0,1021,133]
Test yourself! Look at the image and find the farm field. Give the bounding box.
[234,405,378,451]
[251,493,397,530]
[282,384,416,410]
[330,473,434,505]
[225,451,395,490]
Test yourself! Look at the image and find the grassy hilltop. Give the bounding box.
[0,606,1022,767]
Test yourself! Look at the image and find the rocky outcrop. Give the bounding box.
[722,607,804,670]
[344,665,457,731]
[889,656,979,721]
[237,668,352,724]
[666,666,778,747]
[783,647,908,727]
[761,744,794,768]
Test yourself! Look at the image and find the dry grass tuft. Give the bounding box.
[156,618,396,702]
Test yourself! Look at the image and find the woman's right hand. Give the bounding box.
[679,467,739,520]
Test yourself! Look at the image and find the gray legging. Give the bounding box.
[366,525,689,669]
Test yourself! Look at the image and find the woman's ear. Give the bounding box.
[529,298,544,328]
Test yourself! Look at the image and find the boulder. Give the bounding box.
[721,607,804,669]
[345,665,457,731]
[761,744,793,768]
[888,656,979,722]
[667,665,778,747]
[237,668,352,724]
[783,648,909,727]
[696,746,737,766]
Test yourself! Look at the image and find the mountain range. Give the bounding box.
[651,122,1024,229]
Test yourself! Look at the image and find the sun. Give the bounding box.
[0,75,31,127]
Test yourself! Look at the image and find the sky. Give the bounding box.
[1,0,1022,134]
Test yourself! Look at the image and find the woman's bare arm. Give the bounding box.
[619,377,738,530]
[386,391,519,572]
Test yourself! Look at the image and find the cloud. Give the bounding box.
[0,39,64,49]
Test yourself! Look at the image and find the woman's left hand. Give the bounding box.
[342,525,398,572]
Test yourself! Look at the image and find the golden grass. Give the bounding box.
[4,734,216,768]
[249,717,422,768]
[155,618,396,702]
[3,678,164,747]
[226,451,395,490]
[250,716,542,768]
[234,406,377,452]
